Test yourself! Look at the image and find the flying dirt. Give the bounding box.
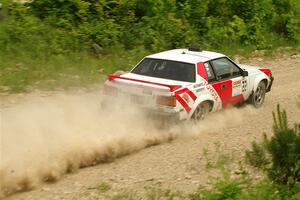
[0,92,178,197]
[0,88,257,198]
[0,54,299,199]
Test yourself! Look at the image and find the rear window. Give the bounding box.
[131,58,196,82]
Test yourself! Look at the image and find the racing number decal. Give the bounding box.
[242,79,247,92]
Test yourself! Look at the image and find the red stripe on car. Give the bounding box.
[259,68,271,77]
[174,88,197,113]
[175,88,197,101]
[108,75,182,92]
[211,80,232,108]
[175,95,191,113]
[197,62,208,81]
[186,89,197,101]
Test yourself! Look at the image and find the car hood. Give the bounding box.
[238,64,262,75]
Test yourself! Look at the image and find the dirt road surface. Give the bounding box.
[1,54,300,200]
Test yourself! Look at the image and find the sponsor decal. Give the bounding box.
[196,87,204,93]
[232,80,242,96]
[232,80,241,87]
[207,86,219,100]
[194,83,204,88]
[204,81,218,101]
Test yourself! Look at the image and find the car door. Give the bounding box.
[207,57,248,108]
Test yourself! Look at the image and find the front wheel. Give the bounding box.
[250,81,266,108]
[192,101,211,121]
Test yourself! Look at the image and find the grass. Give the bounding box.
[111,192,138,200]
[202,141,234,170]
[1,43,299,94]
[144,186,184,200]
[98,182,111,193]
[0,48,149,93]
[81,175,300,200]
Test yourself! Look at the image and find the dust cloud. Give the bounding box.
[0,91,256,197]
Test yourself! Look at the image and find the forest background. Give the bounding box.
[0,0,299,92]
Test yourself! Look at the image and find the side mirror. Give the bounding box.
[241,70,248,77]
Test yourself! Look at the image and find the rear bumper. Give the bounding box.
[101,96,181,122]
[144,108,181,122]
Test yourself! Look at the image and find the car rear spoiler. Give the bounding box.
[108,75,182,92]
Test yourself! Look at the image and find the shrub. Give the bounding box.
[267,105,300,185]
[1,0,299,56]
[190,170,251,200]
[246,105,300,187]
[245,140,268,168]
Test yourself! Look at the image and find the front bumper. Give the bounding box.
[267,75,274,92]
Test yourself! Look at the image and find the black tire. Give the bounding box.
[192,101,211,121]
[250,81,266,108]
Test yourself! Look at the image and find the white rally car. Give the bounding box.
[102,46,273,121]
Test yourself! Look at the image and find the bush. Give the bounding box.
[246,105,300,187]
[1,0,299,56]
[190,172,248,200]
[245,140,269,168]
[267,105,300,185]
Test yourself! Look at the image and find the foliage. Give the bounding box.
[98,175,300,200]
[190,172,247,200]
[268,105,300,185]
[246,105,300,187]
[245,140,269,168]
[0,0,299,92]
[202,141,233,169]
[0,0,299,56]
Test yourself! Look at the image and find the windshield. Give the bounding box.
[131,58,196,82]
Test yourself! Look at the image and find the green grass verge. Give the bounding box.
[81,175,300,200]
[0,43,298,94]
[0,48,149,93]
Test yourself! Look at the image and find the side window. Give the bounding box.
[211,57,241,80]
[204,62,216,82]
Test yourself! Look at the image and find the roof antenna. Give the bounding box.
[188,44,202,52]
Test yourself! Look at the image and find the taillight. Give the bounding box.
[156,96,176,107]
[103,85,118,96]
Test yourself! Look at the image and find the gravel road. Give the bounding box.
[1,54,300,200]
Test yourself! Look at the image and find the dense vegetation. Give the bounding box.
[2,0,299,54]
[0,0,299,92]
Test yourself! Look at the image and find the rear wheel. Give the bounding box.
[250,81,266,108]
[192,101,211,121]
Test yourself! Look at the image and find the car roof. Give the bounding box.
[146,49,225,64]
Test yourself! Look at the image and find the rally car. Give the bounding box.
[102,46,273,121]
